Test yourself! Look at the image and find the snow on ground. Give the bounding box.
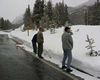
[0,30,10,34]
[9,25,100,80]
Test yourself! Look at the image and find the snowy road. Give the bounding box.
[0,34,83,80]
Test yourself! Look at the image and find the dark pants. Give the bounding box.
[62,50,72,69]
[32,41,37,54]
[38,43,43,57]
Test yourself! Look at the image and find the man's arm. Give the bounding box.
[68,34,73,48]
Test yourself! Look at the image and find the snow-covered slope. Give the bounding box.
[75,0,99,9]
[82,0,99,6]
[10,25,100,80]
[12,15,23,24]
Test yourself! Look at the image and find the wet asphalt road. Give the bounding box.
[0,34,75,80]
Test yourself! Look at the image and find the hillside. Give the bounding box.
[69,0,99,25]
[12,15,24,25]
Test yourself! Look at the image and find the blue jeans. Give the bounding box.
[62,50,72,69]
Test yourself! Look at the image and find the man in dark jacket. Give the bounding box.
[62,27,73,72]
[32,33,37,54]
[37,27,44,58]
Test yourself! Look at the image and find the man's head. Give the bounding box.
[64,27,71,33]
[39,27,43,32]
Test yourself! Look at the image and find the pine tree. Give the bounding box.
[47,0,53,21]
[32,0,44,28]
[40,0,44,17]
[41,0,53,29]
[4,20,9,30]
[64,4,70,25]
[53,3,60,27]
[53,2,69,27]
[0,17,5,29]
[40,15,49,29]
[24,5,32,30]
[59,3,65,26]
[5,20,12,29]
[0,18,12,30]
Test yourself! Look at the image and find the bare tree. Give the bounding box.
[85,35,95,56]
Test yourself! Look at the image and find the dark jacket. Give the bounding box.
[32,34,37,43]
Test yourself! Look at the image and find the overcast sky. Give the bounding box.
[0,0,89,22]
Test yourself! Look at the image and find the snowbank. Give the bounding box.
[0,31,10,35]
[9,25,100,80]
